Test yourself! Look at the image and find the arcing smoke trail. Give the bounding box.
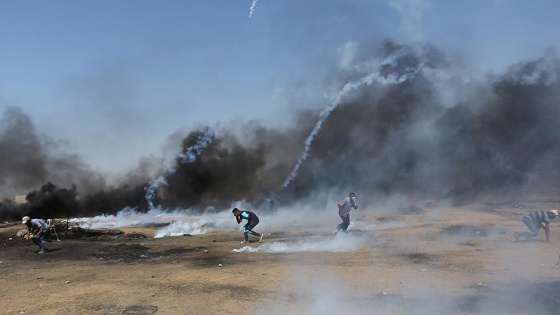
[144,128,214,209]
[249,0,259,18]
[281,52,420,189]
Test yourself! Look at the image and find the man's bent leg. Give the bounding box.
[339,214,350,232]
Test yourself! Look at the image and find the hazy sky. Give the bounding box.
[1,0,558,175]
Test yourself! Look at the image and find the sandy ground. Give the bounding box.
[1,203,560,315]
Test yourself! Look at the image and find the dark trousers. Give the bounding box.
[243,220,260,241]
[338,213,350,232]
[516,216,541,240]
[31,230,50,250]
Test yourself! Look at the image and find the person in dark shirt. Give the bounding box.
[232,208,263,245]
[514,210,558,242]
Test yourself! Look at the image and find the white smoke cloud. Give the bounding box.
[232,232,374,253]
[339,41,358,69]
[71,206,192,229]
[69,197,393,241]
[154,210,233,237]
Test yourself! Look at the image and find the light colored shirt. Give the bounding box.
[338,197,358,215]
[29,219,49,234]
[527,211,552,226]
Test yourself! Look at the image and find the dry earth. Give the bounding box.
[1,202,560,315]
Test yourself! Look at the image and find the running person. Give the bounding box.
[336,192,358,233]
[232,208,263,245]
[514,209,558,242]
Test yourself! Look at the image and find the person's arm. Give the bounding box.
[33,225,44,238]
[235,216,242,224]
[544,222,550,242]
[351,200,358,209]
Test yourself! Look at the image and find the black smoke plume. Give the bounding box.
[0,106,107,197]
[4,40,560,218]
[274,42,560,206]
[25,182,79,219]
[1,182,79,222]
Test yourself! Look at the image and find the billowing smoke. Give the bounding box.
[232,233,373,253]
[147,129,272,210]
[4,39,560,219]
[282,44,423,189]
[144,128,214,209]
[274,41,560,206]
[0,106,106,196]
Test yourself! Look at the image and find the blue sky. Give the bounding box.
[1,0,559,175]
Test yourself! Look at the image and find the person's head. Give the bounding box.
[232,208,241,216]
[349,192,356,200]
[548,210,559,220]
[22,216,31,226]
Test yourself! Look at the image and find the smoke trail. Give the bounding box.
[144,128,214,209]
[281,51,420,189]
[249,0,259,18]
[144,173,171,210]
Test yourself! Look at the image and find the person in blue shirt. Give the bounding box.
[22,216,50,253]
[232,208,263,245]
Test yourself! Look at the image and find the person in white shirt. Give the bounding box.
[514,210,558,242]
[22,216,50,253]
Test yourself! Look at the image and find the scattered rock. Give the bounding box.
[122,305,158,315]
[397,205,424,214]
[377,216,402,223]
[123,232,147,240]
[442,224,490,236]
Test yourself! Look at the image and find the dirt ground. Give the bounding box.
[1,202,560,315]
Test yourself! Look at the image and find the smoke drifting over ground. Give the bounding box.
[232,233,373,253]
[256,272,560,315]
[3,40,560,217]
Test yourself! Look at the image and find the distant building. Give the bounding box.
[1,194,27,205]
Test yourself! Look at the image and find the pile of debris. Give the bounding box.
[14,219,126,240]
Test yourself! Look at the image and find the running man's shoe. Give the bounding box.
[259,234,264,243]
[240,240,250,245]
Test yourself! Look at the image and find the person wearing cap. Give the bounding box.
[336,192,359,233]
[22,216,50,253]
[514,210,559,243]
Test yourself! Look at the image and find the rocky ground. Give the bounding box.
[1,202,560,315]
